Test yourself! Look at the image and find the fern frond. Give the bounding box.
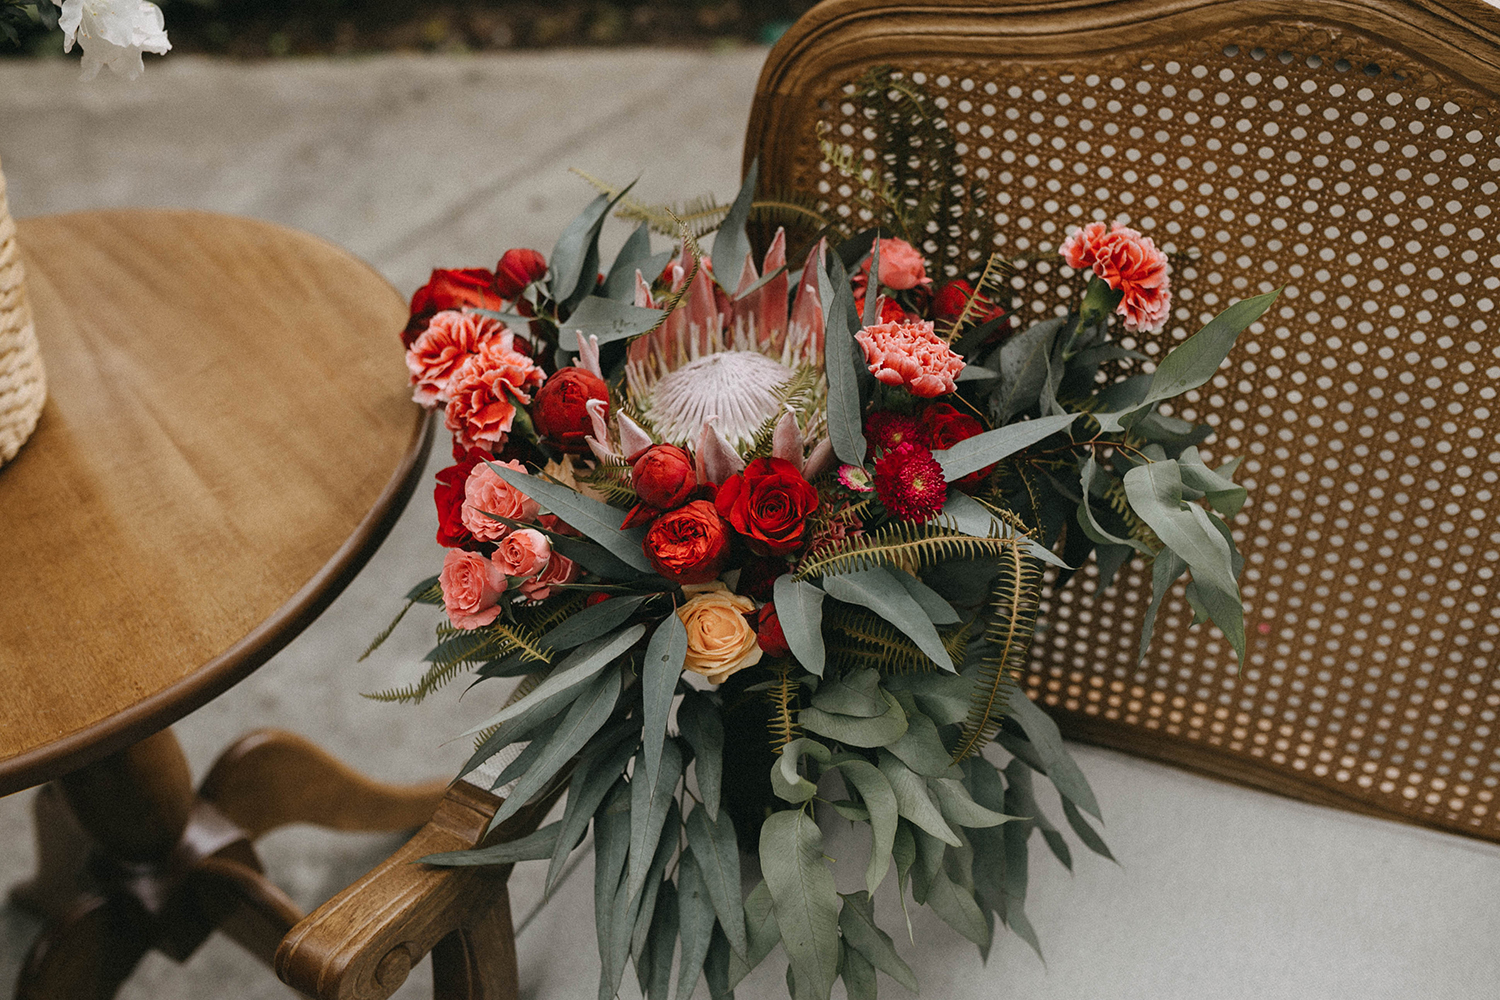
[490,622,554,666]
[744,365,824,460]
[767,665,801,752]
[747,190,830,232]
[951,541,1041,762]
[794,520,1018,580]
[361,600,415,662]
[823,605,974,675]
[938,251,1020,343]
[363,657,468,705]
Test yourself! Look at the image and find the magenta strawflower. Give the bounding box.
[874,443,948,522]
[864,410,931,458]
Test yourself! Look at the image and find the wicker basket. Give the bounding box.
[0,155,46,468]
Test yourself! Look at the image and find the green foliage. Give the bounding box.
[766,663,802,751]
[952,542,1041,762]
[795,519,1021,580]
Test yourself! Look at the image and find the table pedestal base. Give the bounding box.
[10,728,448,1000]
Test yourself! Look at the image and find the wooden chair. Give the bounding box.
[278,1,1500,996]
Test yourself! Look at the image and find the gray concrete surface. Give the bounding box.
[2,50,1499,1000]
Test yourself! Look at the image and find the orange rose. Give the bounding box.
[676,584,762,684]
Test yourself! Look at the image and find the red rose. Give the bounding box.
[925,402,993,489]
[633,444,696,510]
[933,279,1006,327]
[434,450,488,548]
[714,457,820,557]
[495,249,548,299]
[532,367,610,454]
[403,268,504,346]
[756,602,791,658]
[644,500,730,584]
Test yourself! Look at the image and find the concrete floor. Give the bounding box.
[2,50,1499,1000]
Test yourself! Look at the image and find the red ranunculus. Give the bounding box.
[756,602,791,658]
[403,268,504,346]
[644,500,731,584]
[633,444,696,510]
[532,367,610,453]
[925,402,993,490]
[714,457,820,556]
[434,450,489,548]
[495,249,548,299]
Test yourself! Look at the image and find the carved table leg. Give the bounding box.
[10,727,447,1000]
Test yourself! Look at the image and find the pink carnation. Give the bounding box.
[461,459,542,542]
[520,551,580,602]
[443,332,544,453]
[406,310,506,408]
[440,548,507,630]
[1060,221,1172,334]
[494,527,552,579]
[854,319,966,398]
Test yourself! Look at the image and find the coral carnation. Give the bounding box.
[855,320,966,398]
[443,332,545,453]
[407,310,507,407]
[874,443,949,523]
[1060,221,1172,334]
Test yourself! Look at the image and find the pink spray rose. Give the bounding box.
[520,551,581,602]
[461,459,542,542]
[854,319,966,398]
[868,237,931,291]
[406,310,507,407]
[442,332,544,453]
[440,548,508,630]
[494,527,552,579]
[1060,221,1172,334]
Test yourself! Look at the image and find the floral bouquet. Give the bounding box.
[1,0,170,79]
[369,153,1275,999]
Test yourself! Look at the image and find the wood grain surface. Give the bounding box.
[0,210,428,795]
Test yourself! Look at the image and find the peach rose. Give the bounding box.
[871,237,930,291]
[440,548,507,630]
[520,551,580,602]
[854,319,966,398]
[495,527,551,579]
[461,460,541,542]
[1060,221,1172,334]
[676,583,762,684]
[406,310,506,408]
[443,332,545,452]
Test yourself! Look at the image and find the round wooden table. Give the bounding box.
[0,210,446,999]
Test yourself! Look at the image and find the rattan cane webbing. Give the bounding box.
[748,0,1500,841]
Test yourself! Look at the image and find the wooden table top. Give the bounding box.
[0,210,429,796]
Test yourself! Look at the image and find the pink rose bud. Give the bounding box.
[494,527,552,579]
[872,237,930,291]
[440,548,507,630]
[461,459,542,542]
[519,551,580,602]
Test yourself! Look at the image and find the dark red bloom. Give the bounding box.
[433,450,489,548]
[644,500,731,584]
[878,298,914,325]
[495,249,549,299]
[874,443,948,523]
[404,268,504,346]
[932,279,1006,327]
[756,602,791,658]
[737,556,784,602]
[532,367,609,453]
[924,402,993,490]
[864,411,930,460]
[714,457,820,557]
[586,591,612,607]
[632,444,697,510]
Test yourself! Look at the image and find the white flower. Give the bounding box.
[53,0,170,81]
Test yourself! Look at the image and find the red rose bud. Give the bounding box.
[925,402,993,489]
[644,500,731,584]
[585,592,612,607]
[756,602,791,658]
[404,268,504,346]
[532,367,609,453]
[714,457,820,557]
[933,280,974,318]
[632,444,697,510]
[433,451,488,548]
[494,248,548,299]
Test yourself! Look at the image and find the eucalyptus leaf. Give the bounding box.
[1004,685,1101,819]
[1000,763,1045,960]
[685,805,748,958]
[987,316,1065,423]
[551,187,627,305]
[801,689,909,748]
[630,798,682,965]
[641,614,688,787]
[818,250,868,466]
[773,575,827,676]
[809,668,885,718]
[861,239,881,328]
[877,751,960,847]
[726,880,781,991]
[562,294,667,347]
[957,364,999,382]
[1141,548,1189,661]
[602,221,653,300]
[704,926,734,999]
[822,567,952,671]
[841,943,877,1000]
[678,692,725,821]
[925,867,989,946]
[1142,289,1279,405]
[1178,446,1248,517]
[675,853,718,1000]
[645,880,679,1000]
[891,570,961,624]
[885,696,958,778]
[772,737,832,804]
[1076,456,1149,554]
[883,672,972,727]
[760,810,840,1000]
[462,626,644,738]
[833,759,898,895]
[539,593,653,652]
[628,739,684,902]
[547,735,638,895]
[594,781,633,992]
[933,413,1080,482]
[940,490,1073,570]
[1004,758,1071,871]
[713,160,760,289]
[1061,796,1115,862]
[488,463,654,573]
[931,777,1017,829]
[421,819,561,866]
[831,801,870,822]
[838,891,918,992]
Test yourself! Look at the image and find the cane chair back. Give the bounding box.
[747,0,1500,842]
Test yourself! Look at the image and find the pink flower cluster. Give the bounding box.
[1060,222,1172,333]
[405,311,544,454]
[854,319,966,398]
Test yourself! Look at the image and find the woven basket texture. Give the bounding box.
[0,156,45,468]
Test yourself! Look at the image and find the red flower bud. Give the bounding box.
[432,450,489,548]
[925,402,993,489]
[532,367,609,453]
[494,248,548,299]
[585,592,612,607]
[756,602,791,658]
[632,444,697,510]
[644,500,731,584]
